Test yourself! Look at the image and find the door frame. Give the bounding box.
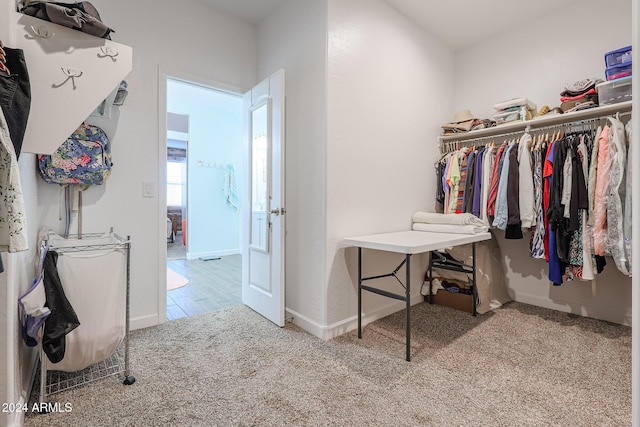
[157,66,245,323]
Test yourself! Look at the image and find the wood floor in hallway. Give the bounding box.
[167,254,242,320]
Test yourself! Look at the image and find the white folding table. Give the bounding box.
[343,230,491,361]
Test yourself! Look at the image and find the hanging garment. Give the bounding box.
[224,164,239,210]
[517,133,535,229]
[550,136,572,264]
[592,125,611,256]
[566,134,588,233]
[480,145,495,224]
[542,140,555,262]
[454,148,470,213]
[0,46,31,158]
[605,117,629,276]
[447,151,461,214]
[576,135,594,280]
[566,133,589,279]
[0,108,28,253]
[472,147,485,217]
[530,140,546,259]
[435,158,446,208]
[561,145,573,220]
[463,149,477,213]
[18,242,51,346]
[584,126,601,258]
[493,141,516,230]
[442,153,454,212]
[545,141,565,285]
[487,141,508,217]
[42,251,80,363]
[505,143,523,239]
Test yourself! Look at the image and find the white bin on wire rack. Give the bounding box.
[39,230,135,404]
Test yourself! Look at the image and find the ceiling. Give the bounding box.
[384,0,578,50]
[199,0,577,51]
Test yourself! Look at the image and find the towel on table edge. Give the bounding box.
[412,222,488,235]
[411,211,485,227]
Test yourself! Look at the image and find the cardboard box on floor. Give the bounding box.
[430,290,473,314]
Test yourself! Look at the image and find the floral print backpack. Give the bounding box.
[37,123,112,185]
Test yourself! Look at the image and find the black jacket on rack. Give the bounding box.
[42,250,80,363]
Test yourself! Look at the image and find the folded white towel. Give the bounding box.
[412,222,488,235]
[412,211,485,227]
[493,97,537,112]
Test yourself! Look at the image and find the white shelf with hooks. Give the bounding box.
[1,10,132,154]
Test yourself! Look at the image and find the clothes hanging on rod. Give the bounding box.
[435,112,632,285]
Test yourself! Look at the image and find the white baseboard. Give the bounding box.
[286,294,424,341]
[285,307,326,339]
[130,314,158,330]
[512,292,631,326]
[186,248,241,260]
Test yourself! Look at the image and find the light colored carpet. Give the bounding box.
[25,302,630,426]
[166,267,189,291]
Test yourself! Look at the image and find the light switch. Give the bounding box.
[142,181,155,198]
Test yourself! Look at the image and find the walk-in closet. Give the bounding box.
[0,0,638,425]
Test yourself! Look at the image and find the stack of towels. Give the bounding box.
[492,97,537,125]
[412,211,488,235]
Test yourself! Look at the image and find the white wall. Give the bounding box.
[167,80,243,259]
[454,0,631,119]
[0,3,43,424]
[36,0,258,329]
[325,0,456,335]
[257,0,329,331]
[454,0,633,324]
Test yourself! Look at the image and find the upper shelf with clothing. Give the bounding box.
[438,101,633,146]
[0,9,132,154]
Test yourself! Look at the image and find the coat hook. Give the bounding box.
[30,25,54,39]
[98,46,119,60]
[52,67,83,90]
[61,67,83,78]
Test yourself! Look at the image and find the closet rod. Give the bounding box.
[438,100,632,144]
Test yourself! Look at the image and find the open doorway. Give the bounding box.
[165,78,244,320]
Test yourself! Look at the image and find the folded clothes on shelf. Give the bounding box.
[492,97,537,112]
[560,78,603,97]
[441,109,496,135]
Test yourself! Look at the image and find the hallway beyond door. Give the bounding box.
[167,255,242,320]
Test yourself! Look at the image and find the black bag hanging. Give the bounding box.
[42,250,80,364]
[20,1,114,39]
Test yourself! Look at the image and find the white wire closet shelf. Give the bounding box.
[438,101,632,150]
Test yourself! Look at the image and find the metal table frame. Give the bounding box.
[343,230,491,361]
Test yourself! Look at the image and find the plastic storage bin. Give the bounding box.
[605,46,632,68]
[605,61,632,81]
[596,76,632,105]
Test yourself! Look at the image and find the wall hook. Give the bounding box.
[52,67,83,90]
[30,25,54,39]
[61,67,83,78]
[98,46,119,61]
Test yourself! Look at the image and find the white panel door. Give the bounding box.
[242,69,285,326]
